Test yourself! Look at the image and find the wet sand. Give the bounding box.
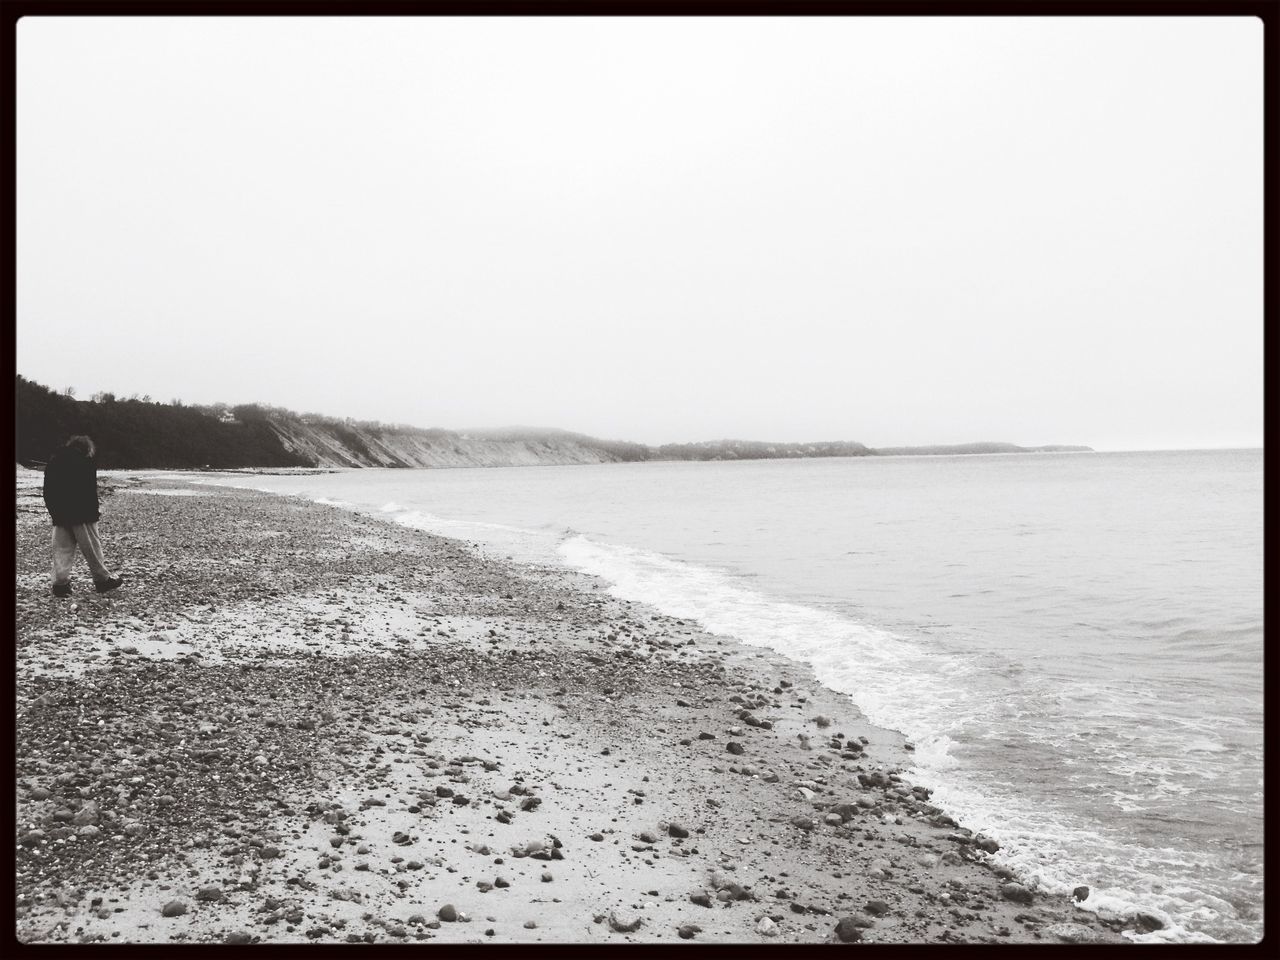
[14,473,1127,944]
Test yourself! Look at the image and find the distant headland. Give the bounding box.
[15,375,1091,470]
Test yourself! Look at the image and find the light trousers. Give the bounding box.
[51,523,115,586]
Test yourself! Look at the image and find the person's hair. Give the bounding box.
[65,435,96,458]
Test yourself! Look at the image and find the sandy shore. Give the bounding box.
[14,473,1130,944]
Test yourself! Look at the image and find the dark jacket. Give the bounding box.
[42,447,101,527]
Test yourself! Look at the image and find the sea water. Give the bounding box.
[183,449,1263,942]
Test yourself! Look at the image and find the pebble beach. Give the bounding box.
[14,471,1135,944]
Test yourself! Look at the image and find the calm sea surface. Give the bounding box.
[186,449,1263,942]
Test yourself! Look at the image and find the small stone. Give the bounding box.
[726,742,745,755]
[756,916,779,937]
[865,900,889,916]
[608,910,642,933]
[690,891,712,908]
[438,904,458,922]
[677,923,702,939]
[29,787,51,801]
[1000,882,1034,905]
[1043,923,1105,944]
[668,823,690,839]
[161,900,187,917]
[225,932,253,945]
[1073,885,1091,902]
[523,920,537,929]
[195,887,224,902]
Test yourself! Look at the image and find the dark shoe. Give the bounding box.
[94,576,124,594]
[51,583,71,598]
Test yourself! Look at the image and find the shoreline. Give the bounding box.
[15,474,1130,944]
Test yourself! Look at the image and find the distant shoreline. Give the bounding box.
[18,373,1093,471]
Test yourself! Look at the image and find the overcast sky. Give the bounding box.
[16,17,1262,450]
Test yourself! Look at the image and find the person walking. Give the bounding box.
[41,435,123,597]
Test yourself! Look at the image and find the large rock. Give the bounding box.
[834,917,864,942]
[1000,882,1034,905]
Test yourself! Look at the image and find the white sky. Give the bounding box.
[16,17,1263,450]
